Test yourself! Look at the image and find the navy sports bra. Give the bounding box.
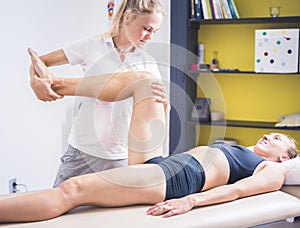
[209,142,266,184]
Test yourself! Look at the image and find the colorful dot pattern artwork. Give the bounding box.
[255,29,299,73]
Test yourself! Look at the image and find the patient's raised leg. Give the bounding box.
[29,48,166,165]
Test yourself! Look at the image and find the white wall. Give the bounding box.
[0,0,170,194]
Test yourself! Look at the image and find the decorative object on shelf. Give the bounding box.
[191,63,199,71]
[275,112,300,127]
[210,111,224,121]
[269,6,281,17]
[107,0,115,19]
[198,43,205,64]
[191,98,211,121]
[210,50,219,70]
[190,63,210,71]
[214,138,238,145]
[255,28,299,73]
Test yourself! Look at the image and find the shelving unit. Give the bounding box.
[195,17,299,129]
[190,16,300,25]
[189,120,300,130]
[189,70,300,75]
[170,0,300,152]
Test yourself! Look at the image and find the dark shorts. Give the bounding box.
[53,144,128,187]
[145,153,205,200]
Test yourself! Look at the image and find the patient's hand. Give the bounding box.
[146,196,193,218]
[28,48,63,102]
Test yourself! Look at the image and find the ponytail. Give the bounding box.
[109,0,164,37]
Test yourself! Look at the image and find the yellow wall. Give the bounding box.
[196,0,300,148]
[235,0,300,18]
[197,125,300,147]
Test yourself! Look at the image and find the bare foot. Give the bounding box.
[28,48,63,101]
[28,48,52,79]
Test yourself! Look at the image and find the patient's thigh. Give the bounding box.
[97,164,165,188]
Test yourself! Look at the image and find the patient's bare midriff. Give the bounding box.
[185,146,230,191]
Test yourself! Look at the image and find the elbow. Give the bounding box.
[229,184,256,200]
[271,179,285,191]
[229,184,243,200]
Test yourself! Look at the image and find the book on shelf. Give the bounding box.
[209,0,216,19]
[195,0,204,20]
[212,0,224,19]
[190,0,204,20]
[201,0,209,19]
[220,0,233,19]
[190,0,196,18]
[227,0,240,18]
[206,0,213,19]
[196,0,240,20]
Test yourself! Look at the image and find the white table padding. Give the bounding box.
[1,189,300,228]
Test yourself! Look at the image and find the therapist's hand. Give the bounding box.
[151,81,170,115]
[28,48,63,102]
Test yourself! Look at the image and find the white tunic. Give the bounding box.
[63,34,161,159]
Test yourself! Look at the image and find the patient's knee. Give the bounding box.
[58,177,83,204]
[137,71,156,80]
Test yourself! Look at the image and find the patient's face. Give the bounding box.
[254,133,292,161]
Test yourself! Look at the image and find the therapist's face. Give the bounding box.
[122,10,163,47]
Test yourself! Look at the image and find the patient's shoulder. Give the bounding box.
[282,157,300,185]
[255,160,285,173]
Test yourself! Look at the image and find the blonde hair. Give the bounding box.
[287,135,299,158]
[110,0,164,37]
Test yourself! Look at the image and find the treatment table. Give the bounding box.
[0,186,299,228]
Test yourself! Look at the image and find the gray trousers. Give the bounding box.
[53,144,128,187]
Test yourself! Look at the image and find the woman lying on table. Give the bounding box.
[0,48,298,222]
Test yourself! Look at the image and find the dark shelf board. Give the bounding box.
[189,16,300,26]
[188,70,300,75]
[189,119,300,130]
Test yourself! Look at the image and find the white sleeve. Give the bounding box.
[63,37,89,66]
[149,60,162,79]
[144,54,162,79]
